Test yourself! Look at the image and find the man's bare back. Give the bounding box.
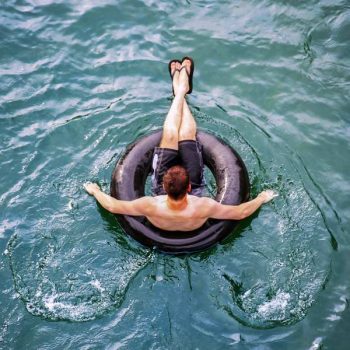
[141,195,212,231]
[84,183,277,231]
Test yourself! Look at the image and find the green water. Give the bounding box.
[1,1,349,349]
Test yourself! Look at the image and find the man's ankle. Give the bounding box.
[175,91,186,98]
[176,86,188,96]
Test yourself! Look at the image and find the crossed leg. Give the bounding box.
[179,98,196,141]
[152,58,203,196]
[160,59,197,149]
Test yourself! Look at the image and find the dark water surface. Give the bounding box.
[1,1,349,349]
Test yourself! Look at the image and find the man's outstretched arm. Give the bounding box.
[204,190,278,220]
[84,183,154,216]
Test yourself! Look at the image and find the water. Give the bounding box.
[0,0,349,349]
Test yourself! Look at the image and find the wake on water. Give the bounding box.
[6,109,332,326]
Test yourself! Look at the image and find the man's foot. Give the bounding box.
[168,57,195,96]
[168,59,181,96]
[180,57,194,94]
[177,58,194,96]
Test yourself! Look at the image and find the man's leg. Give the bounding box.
[178,109,204,194]
[160,61,188,149]
[179,99,196,141]
[174,59,204,195]
[178,58,196,141]
[151,61,190,195]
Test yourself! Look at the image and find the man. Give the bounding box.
[84,57,277,231]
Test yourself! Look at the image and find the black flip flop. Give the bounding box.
[181,56,195,94]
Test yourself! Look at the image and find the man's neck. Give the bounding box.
[166,195,188,211]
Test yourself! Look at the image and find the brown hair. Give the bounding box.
[163,165,190,200]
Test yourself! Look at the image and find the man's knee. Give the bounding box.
[179,128,196,141]
[160,128,178,148]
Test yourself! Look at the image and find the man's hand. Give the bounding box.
[84,182,100,196]
[258,190,279,203]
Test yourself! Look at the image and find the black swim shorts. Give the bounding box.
[151,140,205,196]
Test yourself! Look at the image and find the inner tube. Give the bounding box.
[110,130,250,254]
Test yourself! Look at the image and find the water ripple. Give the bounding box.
[0,0,349,348]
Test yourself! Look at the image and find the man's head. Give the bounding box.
[163,165,190,200]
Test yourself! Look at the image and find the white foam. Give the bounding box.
[90,279,105,292]
[326,314,341,321]
[242,289,252,298]
[225,332,241,344]
[257,291,291,318]
[43,293,96,320]
[67,200,74,210]
[44,295,57,312]
[308,337,323,350]
[334,302,346,313]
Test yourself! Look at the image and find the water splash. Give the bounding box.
[192,107,332,328]
[7,219,150,322]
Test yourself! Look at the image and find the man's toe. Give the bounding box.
[170,62,177,77]
[182,59,192,76]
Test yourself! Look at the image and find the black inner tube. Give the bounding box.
[110,130,250,254]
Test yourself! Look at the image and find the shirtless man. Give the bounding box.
[84,57,277,231]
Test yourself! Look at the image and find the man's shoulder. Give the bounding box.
[136,196,160,204]
[151,195,166,203]
[185,195,217,219]
[188,195,216,208]
[141,195,166,208]
[188,195,213,202]
[131,196,159,209]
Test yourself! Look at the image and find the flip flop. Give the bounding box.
[168,59,181,79]
[168,59,181,95]
[181,56,195,94]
